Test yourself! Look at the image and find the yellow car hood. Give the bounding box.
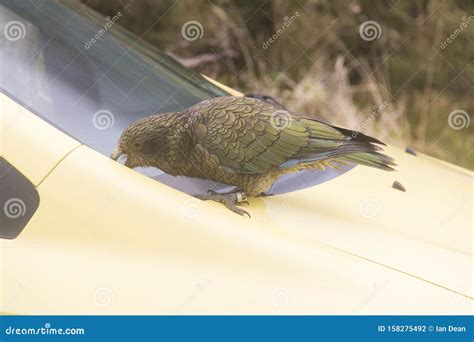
[0,92,472,315]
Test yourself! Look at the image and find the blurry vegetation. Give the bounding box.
[82,0,473,169]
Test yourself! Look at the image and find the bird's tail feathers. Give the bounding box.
[286,140,396,171]
[336,151,396,171]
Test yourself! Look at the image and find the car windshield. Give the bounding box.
[0,0,352,196]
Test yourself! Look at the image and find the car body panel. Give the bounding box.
[0,96,472,314]
[0,93,80,186]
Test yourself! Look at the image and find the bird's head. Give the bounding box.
[110,115,172,169]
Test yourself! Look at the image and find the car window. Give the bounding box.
[0,0,353,197]
[0,0,228,155]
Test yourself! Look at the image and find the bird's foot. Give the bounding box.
[194,190,251,218]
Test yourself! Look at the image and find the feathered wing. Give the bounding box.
[193,96,395,174]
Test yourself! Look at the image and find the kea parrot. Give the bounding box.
[111,96,395,217]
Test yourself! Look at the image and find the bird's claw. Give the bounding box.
[223,197,251,217]
[228,205,251,218]
[194,190,251,218]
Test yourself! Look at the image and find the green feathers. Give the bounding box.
[116,95,395,198]
[192,96,395,174]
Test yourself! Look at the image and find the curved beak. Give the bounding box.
[110,145,123,161]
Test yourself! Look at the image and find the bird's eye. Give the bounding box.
[133,142,142,149]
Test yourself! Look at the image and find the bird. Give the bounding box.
[111,96,395,217]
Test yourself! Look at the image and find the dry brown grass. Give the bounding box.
[84,0,473,169]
